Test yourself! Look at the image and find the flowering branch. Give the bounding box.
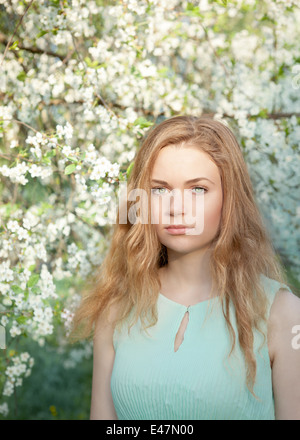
[0,0,36,68]
[0,33,66,61]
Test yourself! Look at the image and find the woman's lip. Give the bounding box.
[165,225,191,229]
[166,227,190,235]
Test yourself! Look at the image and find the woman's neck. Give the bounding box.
[158,247,216,304]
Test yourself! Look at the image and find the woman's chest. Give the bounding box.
[111,305,273,420]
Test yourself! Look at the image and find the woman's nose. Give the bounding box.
[167,189,188,217]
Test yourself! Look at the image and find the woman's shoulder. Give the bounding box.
[260,274,299,363]
[259,273,300,336]
[260,274,298,316]
[266,279,300,372]
[268,284,300,329]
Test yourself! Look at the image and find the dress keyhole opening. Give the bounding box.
[174,308,190,353]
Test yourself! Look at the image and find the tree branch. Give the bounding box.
[0,0,36,68]
[0,32,66,61]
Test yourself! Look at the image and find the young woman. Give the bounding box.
[72,115,300,420]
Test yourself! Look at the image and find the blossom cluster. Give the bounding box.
[0,261,57,341]
[2,352,34,402]
[0,0,299,417]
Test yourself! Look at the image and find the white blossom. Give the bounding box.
[0,0,299,416]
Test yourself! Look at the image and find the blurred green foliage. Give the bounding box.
[1,338,92,420]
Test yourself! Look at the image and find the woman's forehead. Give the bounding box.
[151,145,220,183]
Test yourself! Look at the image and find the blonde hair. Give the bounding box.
[71,115,289,394]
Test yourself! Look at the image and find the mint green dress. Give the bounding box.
[111,275,292,420]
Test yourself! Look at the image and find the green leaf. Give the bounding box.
[45,150,57,158]
[64,164,76,175]
[257,108,268,118]
[36,30,49,38]
[126,162,135,179]
[118,171,125,182]
[27,274,39,288]
[17,71,26,82]
[133,117,153,129]
[16,316,28,325]
[9,41,19,51]
[185,3,203,17]
[84,56,100,69]
[11,285,24,294]
[157,67,169,77]
[214,0,228,5]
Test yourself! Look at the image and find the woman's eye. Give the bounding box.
[192,187,206,194]
[151,187,206,196]
[151,187,168,195]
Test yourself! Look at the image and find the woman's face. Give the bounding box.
[150,145,223,255]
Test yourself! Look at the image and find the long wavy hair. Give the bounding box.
[71,115,289,395]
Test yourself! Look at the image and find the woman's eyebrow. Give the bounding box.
[151,177,215,185]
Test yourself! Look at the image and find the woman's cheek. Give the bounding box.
[204,196,223,234]
[150,197,161,225]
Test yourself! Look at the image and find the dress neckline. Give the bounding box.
[158,292,220,309]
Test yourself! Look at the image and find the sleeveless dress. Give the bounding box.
[111,274,293,420]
